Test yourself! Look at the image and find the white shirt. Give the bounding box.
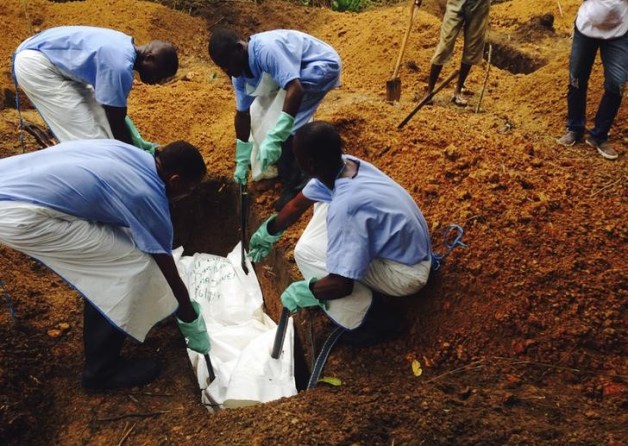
[576,0,628,39]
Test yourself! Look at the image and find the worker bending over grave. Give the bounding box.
[556,0,627,160]
[208,28,342,210]
[0,139,209,391]
[13,26,178,145]
[248,122,432,344]
[424,0,490,106]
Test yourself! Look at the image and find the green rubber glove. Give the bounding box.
[259,112,294,172]
[281,278,327,313]
[176,301,210,354]
[248,214,284,262]
[234,139,253,185]
[125,116,158,154]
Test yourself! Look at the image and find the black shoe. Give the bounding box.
[82,300,159,391]
[340,295,405,347]
[82,358,160,391]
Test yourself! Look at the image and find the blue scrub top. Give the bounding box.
[16,26,136,108]
[303,156,431,280]
[0,140,172,254]
[232,30,341,112]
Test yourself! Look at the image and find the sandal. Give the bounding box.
[451,93,468,107]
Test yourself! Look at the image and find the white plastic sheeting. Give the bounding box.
[249,88,285,181]
[174,243,297,410]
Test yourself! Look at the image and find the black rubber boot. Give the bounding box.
[274,136,308,211]
[341,293,405,347]
[81,300,159,391]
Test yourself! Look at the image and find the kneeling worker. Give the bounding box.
[248,122,432,342]
[0,139,210,390]
[209,28,341,209]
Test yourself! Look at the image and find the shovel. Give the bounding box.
[239,183,249,274]
[271,307,291,359]
[204,353,216,383]
[398,69,459,129]
[386,0,422,102]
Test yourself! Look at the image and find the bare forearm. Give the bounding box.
[268,192,313,234]
[151,253,195,321]
[104,106,133,145]
[311,274,354,300]
[235,110,251,141]
[282,79,304,117]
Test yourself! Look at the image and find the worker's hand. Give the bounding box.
[176,301,210,354]
[248,214,284,262]
[125,116,158,154]
[259,112,294,172]
[281,278,327,313]
[234,139,253,185]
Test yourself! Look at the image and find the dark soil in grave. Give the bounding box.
[0,0,625,445]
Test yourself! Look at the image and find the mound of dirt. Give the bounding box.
[0,0,625,445]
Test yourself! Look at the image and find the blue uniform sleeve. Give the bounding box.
[302,179,332,203]
[233,76,255,112]
[93,46,134,107]
[255,39,301,90]
[325,207,373,280]
[126,195,173,254]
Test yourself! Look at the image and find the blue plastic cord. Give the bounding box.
[0,279,17,323]
[431,224,467,271]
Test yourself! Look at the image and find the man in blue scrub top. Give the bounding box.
[209,28,342,209]
[13,26,178,145]
[248,122,433,344]
[0,139,210,391]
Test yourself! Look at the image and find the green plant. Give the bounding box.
[332,0,366,12]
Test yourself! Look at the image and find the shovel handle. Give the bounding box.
[204,353,216,383]
[398,69,458,129]
[271,307,291,359]
[391,0,421,79]
[240,183,249,274]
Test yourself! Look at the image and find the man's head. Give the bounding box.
[208,28,249,77]
[156,141,206,202]
[135,40,178,84]
[293,121,343,180]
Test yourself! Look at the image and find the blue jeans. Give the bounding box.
[567,27,627,142]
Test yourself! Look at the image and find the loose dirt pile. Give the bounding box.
[0,0,625,445]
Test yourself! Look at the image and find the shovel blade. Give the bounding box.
[386,78,401,102]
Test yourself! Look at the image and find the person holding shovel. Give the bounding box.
[248,122,433,344]
[556,0,627,160]
[13,26,178,146]
[424,0,490,106]
[0,139,210,391]
[208,28,342,210]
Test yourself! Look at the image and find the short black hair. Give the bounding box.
[208,28,240,67]
[158,141,206,183]
[154,41,178,78]
[294,121,343,167]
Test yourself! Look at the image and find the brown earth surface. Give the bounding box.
[0,0,626,445]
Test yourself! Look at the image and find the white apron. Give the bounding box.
[13,50,114,142]
[0,201,177,341]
